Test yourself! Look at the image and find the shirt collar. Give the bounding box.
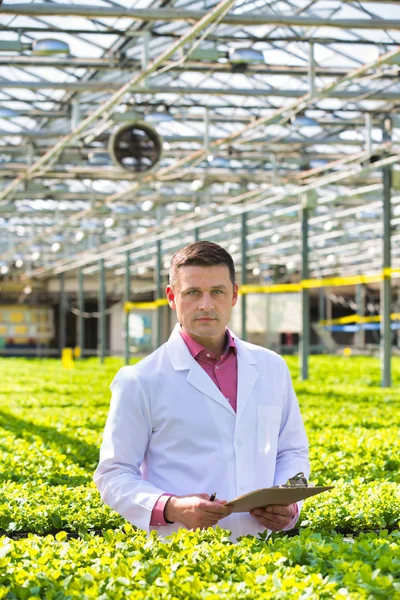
[179,326,236,360]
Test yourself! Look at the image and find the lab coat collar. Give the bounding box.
[166,324,258,420]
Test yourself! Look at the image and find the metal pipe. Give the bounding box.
[59,272,66,355]
[300,201,309,381]
[156,240,163,348]
[2,5,400,30]
[241,212,248,341]
[99,258,106,364]
[77,266,84,359]
[3,81,400,102]
[355,284,365,349]
[308,43,316,98]
[381,153,392,387]
[365,113,372,156]
[124,251,130,365]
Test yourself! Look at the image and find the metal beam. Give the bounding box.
[59,272,66,355]
[156,239,163,349]
[381,151,392,387]
[241,212,247,342]
[2,55,394,80]
[3,5,400,30]
[77,266,84,359]
[98,258,106,364]
[3,82,400,102]
[124,251,130,365]
[2,27,399,46]
[300,202,309,381]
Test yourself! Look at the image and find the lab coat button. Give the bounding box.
[240,485,245,491]
[236,439,242,447]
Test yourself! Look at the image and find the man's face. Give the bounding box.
[166,264,239,341]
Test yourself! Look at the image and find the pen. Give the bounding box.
[209,492,217,502]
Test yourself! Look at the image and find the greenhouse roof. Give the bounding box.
[1,0,400,285]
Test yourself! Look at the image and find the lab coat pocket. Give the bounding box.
[257,405,282,455]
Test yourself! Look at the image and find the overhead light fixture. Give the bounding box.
[15,259,24,268]
[75,231,85,242]
[23,286,32,295]
[32,38,70,56]
[252,267,261,276]
[31,251,40,261]
[191,179,204,192]
[290,113,319,127]
[228,48,265,65]
[51,242,61,252]
[0,107,17,118]
[0,265,9,275]
[141,200,154,212]
[104,217,115,228]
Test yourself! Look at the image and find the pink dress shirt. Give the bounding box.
[150,328,298,529]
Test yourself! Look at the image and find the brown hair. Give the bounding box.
[169,241,236,287]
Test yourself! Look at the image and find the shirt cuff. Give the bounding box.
[282,502,299,531]
[149,493,173,526]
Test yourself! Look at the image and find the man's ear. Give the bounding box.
[166,284,176,310]
[232,283,239,307]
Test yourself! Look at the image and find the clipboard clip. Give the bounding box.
[287,472,308,488]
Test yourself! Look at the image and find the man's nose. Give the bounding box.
[199,293,214,311]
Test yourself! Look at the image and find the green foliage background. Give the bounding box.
[0,356,399,598]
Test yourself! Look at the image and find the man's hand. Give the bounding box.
[165,494,232,530]
[250,503,297,532]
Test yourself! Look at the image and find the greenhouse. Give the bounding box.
[0,0,400,598]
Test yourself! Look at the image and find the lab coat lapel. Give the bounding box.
[166,326,235,414]
[235,337,259,422]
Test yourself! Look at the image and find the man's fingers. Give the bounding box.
[263,504,294,517]
[202,500,231,515]
[251,512,291,531]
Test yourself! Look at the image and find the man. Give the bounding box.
[94,241,309,540]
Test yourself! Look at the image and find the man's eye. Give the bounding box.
[212,290,223,294]
[188,290,199,295]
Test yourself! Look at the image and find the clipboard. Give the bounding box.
[225,485,334,513]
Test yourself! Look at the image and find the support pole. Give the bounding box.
[381,156,392,387]
[308,42,316,98]
[124,251,130,365]
[300,202,310,380]
[355,284,366,349]
[77,266,84,359]
[365,113,372,156]
[99,258,106,364]
[59,272,66,355]
[156,239,163,348]
[241,212,247,341]
[194,196,200,242]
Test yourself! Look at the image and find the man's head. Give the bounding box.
[166,241,238,346]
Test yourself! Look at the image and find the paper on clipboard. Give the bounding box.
[225,486,334,513]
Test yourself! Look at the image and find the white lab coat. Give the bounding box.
[93,325,309,541]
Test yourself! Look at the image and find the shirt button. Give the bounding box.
[236,439,242,447]
[206,353,210,357]
[240,485,245,491]
[216,366,219,370]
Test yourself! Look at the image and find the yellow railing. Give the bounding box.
[123,269,400,312]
